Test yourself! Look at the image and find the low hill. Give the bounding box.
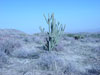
[0,29,100,75]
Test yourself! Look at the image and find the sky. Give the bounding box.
[0,0,100,34]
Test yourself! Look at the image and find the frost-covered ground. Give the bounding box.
[0,29,100,75]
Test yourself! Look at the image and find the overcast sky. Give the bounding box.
[0,0,100,34]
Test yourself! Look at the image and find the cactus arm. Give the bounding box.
[43,14,48,24]
[39,26,45,33]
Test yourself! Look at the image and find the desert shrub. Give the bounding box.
[40,13,66,51]
[37,52,66,71]
[0,51,9,68]
[67,34,75,37]
[12,47,40,59]
[23,36,34,43]
[37,53,56,71]
[0,39,22,56]
[91,33,100,38]
[32,36,43,44]
[74,35,84,40]
[87,68,100,75]
[67,34,84,40]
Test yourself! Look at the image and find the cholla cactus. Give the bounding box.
[40,13,66,51]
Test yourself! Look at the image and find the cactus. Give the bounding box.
[40,13,66,51]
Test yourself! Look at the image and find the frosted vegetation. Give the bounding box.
[0,29,100,75]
